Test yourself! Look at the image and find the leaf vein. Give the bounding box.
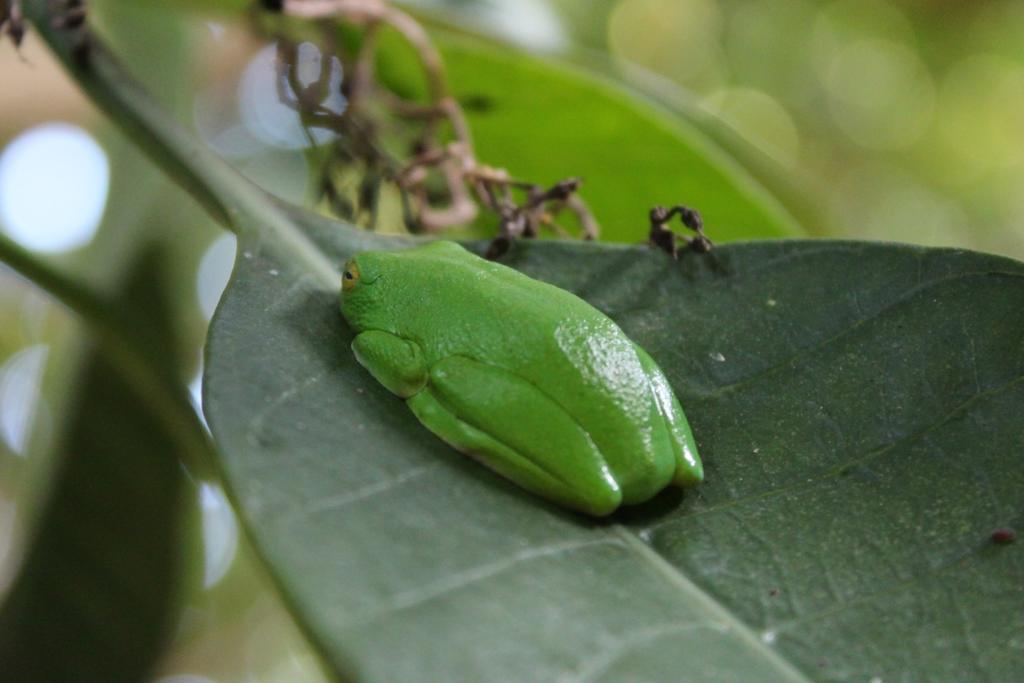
[299,464,440,517]
[558,622,727,683]
[246,371,329,445]
[612,527,812,682]
[346,538,623,626]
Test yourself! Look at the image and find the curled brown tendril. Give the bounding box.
[262,0,598,258]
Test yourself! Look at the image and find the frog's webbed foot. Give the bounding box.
[648,204,713,259]
[407,355,622,516]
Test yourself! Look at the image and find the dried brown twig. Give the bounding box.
[647,204,713,259]
[266,0,598,257]
[1,0,26,48]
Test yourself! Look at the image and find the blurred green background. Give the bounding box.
[1,0,1021,680]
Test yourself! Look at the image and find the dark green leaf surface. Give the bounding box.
[0,249,199,683]
[204,223,1024,682]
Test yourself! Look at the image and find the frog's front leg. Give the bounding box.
[633,345,704,488]
[351,330,428,397]
[407,356,623,516]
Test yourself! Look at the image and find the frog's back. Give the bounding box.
[389,243,680,503]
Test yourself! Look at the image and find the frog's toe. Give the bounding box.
[672,444,703,487]
[633,344,704,489]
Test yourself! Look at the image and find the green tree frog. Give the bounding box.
[339,241,703,516]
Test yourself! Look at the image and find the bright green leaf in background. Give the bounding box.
[436,33,803,242]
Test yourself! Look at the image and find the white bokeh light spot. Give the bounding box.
[199,482,238,589]
[0,123,109,253]
[239,42,346,150]
[154,676,219,683]
[197,233,237,320]
[0,344,49,457]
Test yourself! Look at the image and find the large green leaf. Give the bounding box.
[204,220,1024,681]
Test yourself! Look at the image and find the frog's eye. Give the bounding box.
[342,261,360,293]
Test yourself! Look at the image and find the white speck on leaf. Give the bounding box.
[710,351,726,362]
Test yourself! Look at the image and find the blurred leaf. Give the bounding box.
[595,58,830,235]
[93,0,196,116]
[446,37,806,243]
[377,30,805,242]
[0,247,201,683]
[205,219,1024,681]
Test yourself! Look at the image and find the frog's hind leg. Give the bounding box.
[408,391,602,513]
[633,345,704,488]
[407,356,622,516]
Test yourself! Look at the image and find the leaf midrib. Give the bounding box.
[612,526,813,683]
